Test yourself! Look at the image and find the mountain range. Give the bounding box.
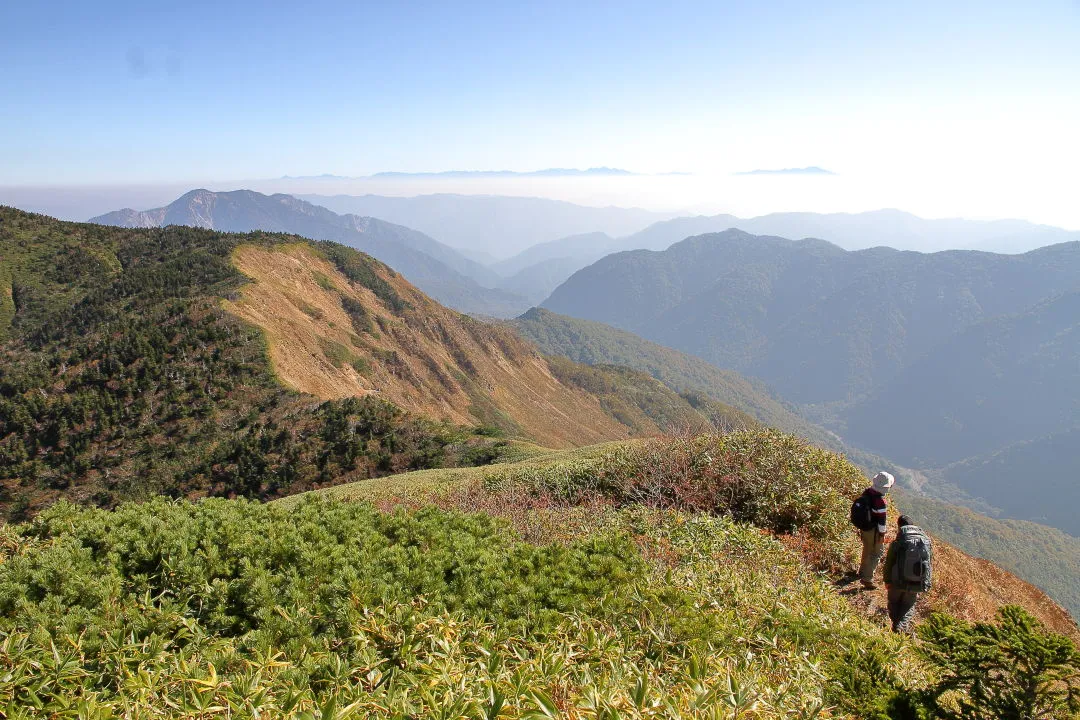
[298,193,676,260]
[542,229,1080,533]
[483,207,1080,305]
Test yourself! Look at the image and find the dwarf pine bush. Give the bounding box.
[0,495,927,718]
[484,429,865,567]
[918,605,1080,719]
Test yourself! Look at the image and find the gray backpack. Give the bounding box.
[891,526,932,592]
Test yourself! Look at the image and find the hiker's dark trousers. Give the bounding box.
[887,588,919,633]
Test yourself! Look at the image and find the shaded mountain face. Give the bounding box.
[91,189,529,317]
[299,193,675,259]
[843,291,1080,467]
[935,427,1080,537]
[492,232,617,276]
[542,230,1080,530]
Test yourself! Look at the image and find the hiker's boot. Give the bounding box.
[861,580,878,590]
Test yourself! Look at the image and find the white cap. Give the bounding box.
[872,471,895,492]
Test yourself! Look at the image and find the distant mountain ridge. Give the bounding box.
[282,167,637,180]
[605,209,1080,256]
[91,189,530,317]
[542,229,1080,532]
[299,193,677,259]
[372,167,635,178]
[736,166,836,175]
[489,208,1080,305]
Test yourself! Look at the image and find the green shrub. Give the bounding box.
[341,294,374,335]
[485,429,866,566]
[312,271,336,291]
[919,605,1080,719]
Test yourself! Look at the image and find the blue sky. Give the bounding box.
[2,0,1079,224]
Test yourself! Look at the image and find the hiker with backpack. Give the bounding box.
[850,471,894,589]
[882,515,933,633]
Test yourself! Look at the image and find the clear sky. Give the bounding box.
[2,0,1079,225]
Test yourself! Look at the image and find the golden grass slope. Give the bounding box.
[225,244,634,448]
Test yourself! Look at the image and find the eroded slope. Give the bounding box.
[226,244,635,448]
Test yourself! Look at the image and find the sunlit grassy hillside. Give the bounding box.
[6,427,1077,718]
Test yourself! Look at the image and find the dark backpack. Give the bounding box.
[850,491,876,531]
[891,527,933,592]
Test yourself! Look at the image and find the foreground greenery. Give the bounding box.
[0,497,907,718]
[2,425,1078,717]
[3,499,1076,718]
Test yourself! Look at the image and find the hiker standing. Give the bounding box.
[851,471,894,589]
[883,515,933,633]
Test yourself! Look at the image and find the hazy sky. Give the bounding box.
[2,0,1079,226]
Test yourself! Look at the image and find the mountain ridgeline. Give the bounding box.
[91,189,531,317]
[473,206,1080,310]
[0,206,750,518]
[542,229,1080,532]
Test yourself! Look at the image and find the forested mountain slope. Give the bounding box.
[91,189,529,316]
[0,207,739,518]
[513,307,833,445]
[843,291,1080,467]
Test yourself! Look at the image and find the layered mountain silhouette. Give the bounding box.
[299,193,675,259]
[483,208,1080,305]
[91,189,530,317]
[542,229,1080,531]
[610,209,1080,255]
